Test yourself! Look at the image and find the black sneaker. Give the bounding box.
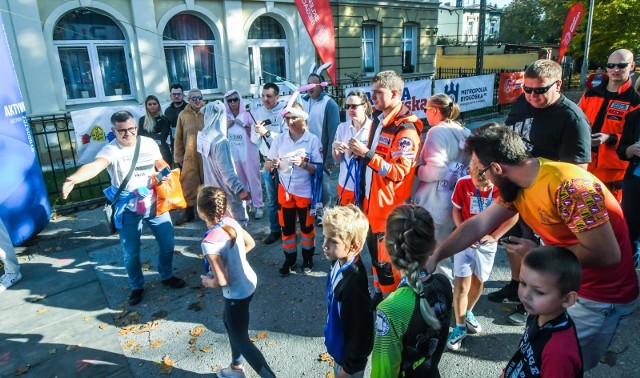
[488,280,520,303]
[507,304,527,326]
[161,276,186,289]
[279,263,292,277]
[302,259,313,274]
[129,289,144,306]
[262,232,281,245]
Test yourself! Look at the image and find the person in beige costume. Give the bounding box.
[174,89,205,222]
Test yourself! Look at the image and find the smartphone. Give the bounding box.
[500,236,516,245]
[156,166,171,181]
[262,119,272,126]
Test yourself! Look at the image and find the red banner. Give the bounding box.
[294,0,337,86]
[557,3,585,63]
[498,72,525,105]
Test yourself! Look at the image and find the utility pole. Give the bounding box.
[476,0,486,75]
[581,0,595,88]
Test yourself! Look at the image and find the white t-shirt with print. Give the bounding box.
[334,119,371,191]
[96,136,161,191]
[267,130,322,199]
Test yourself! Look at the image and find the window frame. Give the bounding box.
[362,23,379,77]
[402,24,418,74]
[247,16,289,92]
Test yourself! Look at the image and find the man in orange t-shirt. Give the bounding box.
[427,124,638,371]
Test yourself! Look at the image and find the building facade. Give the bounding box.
[437,1,503,45]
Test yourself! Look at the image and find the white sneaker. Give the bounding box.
[0,272,22,292]
[217,366,246,378]
[255,208,264,220]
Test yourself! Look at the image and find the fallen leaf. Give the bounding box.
[118,325,136,335]
[123,340,137,349]
[132,344,143,355]
[326,372,335,378]
[188,338,197,345]
[28,294,46,303]
[66,344,80,351]
[189,326,205,336]
[159,355,174,374]
[256,332,268,339]
[141,263,151,271]
[318,352,333,362]
[83,316,92,321]
[266,340,276,346]
[150,339,163,348]
[15,364,30,375]
[200,346,212,353]
[189,346,197,353]
[250,338,256,343]
[211,364,223,372]
[99,324,108,330]
[48,348,57,355]
[36,308,48,314]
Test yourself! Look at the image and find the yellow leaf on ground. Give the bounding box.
[189,326,205,336]
[150,339,163,348]
[188,338,197,345]
[132,344,143,354]
[200,346,212,353]
[83,316,92,321]
[249,338,256,343]
[99,324,108,330]
[36,308,48,314]
[318,352,333,362]
[162,355,175,366]
[189,346,197,353]
[256,332,268,339]
[326,371,335,378]
[123,340,137,349]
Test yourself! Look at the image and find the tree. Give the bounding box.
[499,0,569,44]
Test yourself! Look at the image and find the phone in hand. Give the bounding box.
[500,236,516,245]
[156,166,171,181]
[262,119,272,126]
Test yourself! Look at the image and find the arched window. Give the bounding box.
[54,9,134,102]
[248,16,288,86]
[163,14,217,91]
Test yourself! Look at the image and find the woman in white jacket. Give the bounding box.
[414,94,470,280]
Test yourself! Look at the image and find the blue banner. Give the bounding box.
[0,13,50,245]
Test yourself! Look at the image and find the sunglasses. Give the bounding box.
[190,96,203,102]
[605,62,632,69]
[523,80,559,95]
[284,116,300,122]
[478,163,492,178]
[345,103,363,110]
[115,127,137,135]
[227,97,240,103]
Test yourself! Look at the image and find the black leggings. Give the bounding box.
[223,294,276,377]
[622,175,640,245]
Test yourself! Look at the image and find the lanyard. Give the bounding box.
[326,255,358,307]
[475,188,493,213]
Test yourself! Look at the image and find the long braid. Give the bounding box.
[385,205,440,330]
[197,186,237,247]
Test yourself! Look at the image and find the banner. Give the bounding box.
[434,75,494,112]
[348,79,432,119]
[71,105,146,164]
[294,0,337,86]
[557,3,585,63]
[0,13,51,245]
[497,72,525,105]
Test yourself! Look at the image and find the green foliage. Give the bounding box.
[500,0,569,44]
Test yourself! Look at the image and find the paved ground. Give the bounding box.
[1,110,638,377]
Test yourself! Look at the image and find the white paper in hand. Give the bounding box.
[197,131,211,156]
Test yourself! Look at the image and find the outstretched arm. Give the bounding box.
[62,158,110,199]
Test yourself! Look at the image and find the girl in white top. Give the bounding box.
[199,186,275,378]
[332,90,373,205]
[414,94,470,281]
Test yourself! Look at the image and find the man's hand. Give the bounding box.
[255,122,268,136]
[61,178,75,200]
[425,254,439,275]
[239,189,251,201]
[627,142,640,158]
[289,156,303,167]
[503,236,538,257]
[348,137,369,157]
[591,133,609,147]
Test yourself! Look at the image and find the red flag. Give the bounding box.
[498,72,525,105]
[557,3,585,63]
[294,0,337,86]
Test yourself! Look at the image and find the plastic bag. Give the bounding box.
[152,168,187,215]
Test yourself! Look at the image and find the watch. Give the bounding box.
[264,131,272,138]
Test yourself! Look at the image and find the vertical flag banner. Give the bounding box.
[294,0,337,86]
[0,13,51,245]
[498,72,525,105]
[557,3,585,63]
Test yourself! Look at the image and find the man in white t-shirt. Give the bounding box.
[62,111,185,306]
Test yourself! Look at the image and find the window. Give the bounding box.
[362,24,379,75]
[53,10,134,103]
[248,16,288,87]
[402,24,417,74]
[163,14,217,91]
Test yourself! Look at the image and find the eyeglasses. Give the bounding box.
[478,163,492,178]
[605,62,632,70]
[345,103,363,110]
[171,92,183,97]
[284,116,300,122]
[227,98,240,103]
[523,80,559,95]
[115,127,137,135]
[190,96,203,102]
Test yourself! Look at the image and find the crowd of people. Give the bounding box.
[20,52,636,377]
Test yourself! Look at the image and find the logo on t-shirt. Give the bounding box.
[375,310,390,336]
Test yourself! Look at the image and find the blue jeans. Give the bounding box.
[119,208,175,290]
[262,169,281,233]
[322,167,339,208]
[567,296,638,370]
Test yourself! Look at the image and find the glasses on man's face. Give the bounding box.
[171,92,183,97]
[227,97,240,103]
[605,62,632,70]
[190,96,203,102]
[115,127,137,135]
[523,80,559,95]
[284,116,300,123]
[345,103,363,110]
[478,163,492,178]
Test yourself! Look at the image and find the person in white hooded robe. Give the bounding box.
[197,101,251,226]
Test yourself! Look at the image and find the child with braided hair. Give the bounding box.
[371,204,453,378]
[198,186,276,378]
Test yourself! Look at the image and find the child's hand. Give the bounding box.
[201,274,216,289]
[479,235,497,245]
